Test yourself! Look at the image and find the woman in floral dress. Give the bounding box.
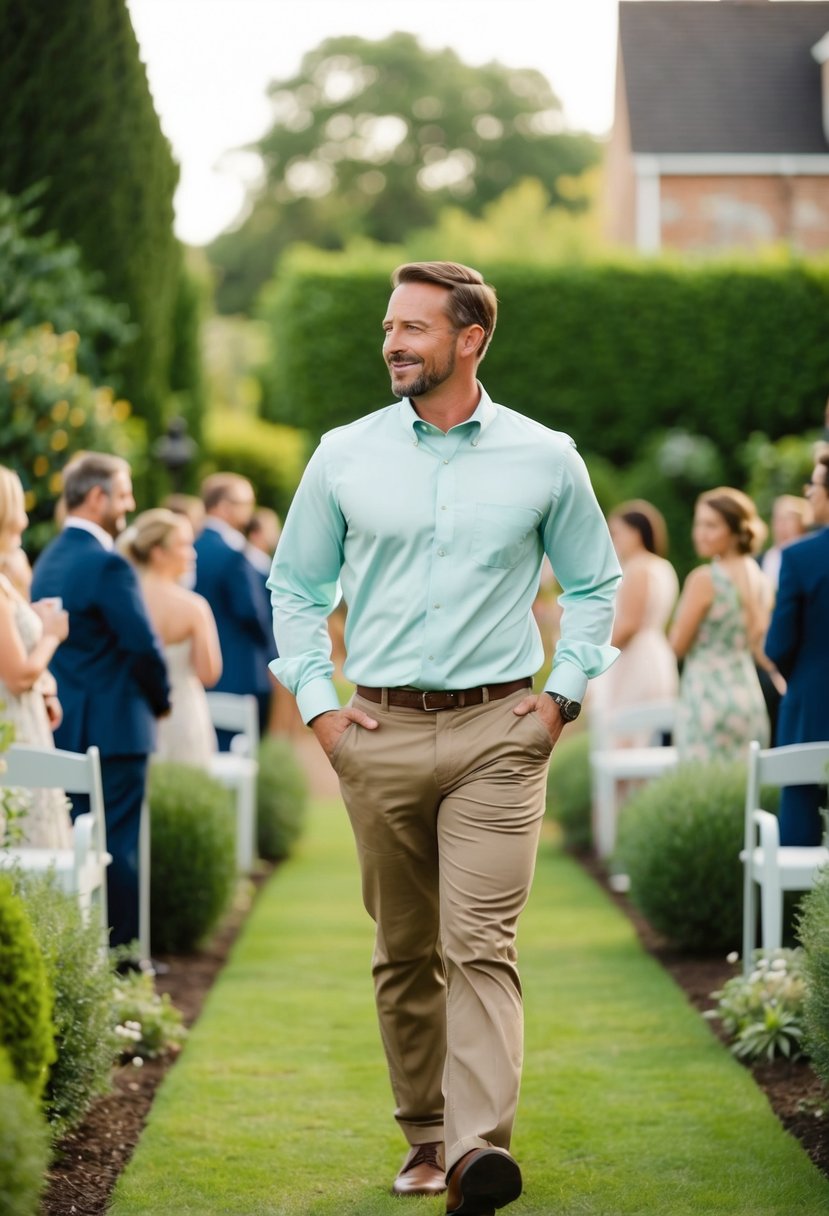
[670,487,777,763]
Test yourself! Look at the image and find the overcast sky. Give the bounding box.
[126,0,623,245]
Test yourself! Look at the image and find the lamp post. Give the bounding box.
[153,417,196,492]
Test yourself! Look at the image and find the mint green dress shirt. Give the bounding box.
[268,387,621,724]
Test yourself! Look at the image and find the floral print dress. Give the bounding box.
[675,561,769,763]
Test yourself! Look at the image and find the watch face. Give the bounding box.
[556,695,581,721]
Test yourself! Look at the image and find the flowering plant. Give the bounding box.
[706,948,807,1062]
[111,968,187,1064]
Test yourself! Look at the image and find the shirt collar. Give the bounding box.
[203,515,247,552]
[64,515,115,551]
[398,383,497,439]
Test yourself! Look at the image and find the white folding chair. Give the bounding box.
[0,743,111,948]
[206,692,259,872]
[741,739,829,975]
[589,699,679,859]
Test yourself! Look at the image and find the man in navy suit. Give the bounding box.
[194,474,272,747]
[32,452,170,948]
[765,451,829,845]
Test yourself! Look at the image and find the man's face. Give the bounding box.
[99,469,135,538]
[806,462,829,526]
[382,282,460,401]
[222,481,256,534]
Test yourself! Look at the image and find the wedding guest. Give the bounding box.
[120,509,221,767]
[765,454,829,845]
[0,466,71,847]
[194,474,271,747]
[760,495,812,592]
[590,500,678,741]
[32,452,170,949]
[670,487,775,763]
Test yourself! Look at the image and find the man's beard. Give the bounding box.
[101,509,125,539]
[389,349,455,399]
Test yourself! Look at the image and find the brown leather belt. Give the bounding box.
[355,678,532,712]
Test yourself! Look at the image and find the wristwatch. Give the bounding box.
[546,691,582,722]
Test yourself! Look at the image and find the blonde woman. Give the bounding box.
[120,509,222,766]
[0,465,71,846]
[670,487,774,763]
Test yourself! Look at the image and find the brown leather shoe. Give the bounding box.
[445,1147,522,1215]
[392,1141,446,1196]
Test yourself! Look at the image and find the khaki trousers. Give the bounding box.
[331,688,552,1172]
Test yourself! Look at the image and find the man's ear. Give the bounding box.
[459,324,485,360]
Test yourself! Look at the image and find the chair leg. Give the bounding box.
[742,870,756,977]
[759,877,783,952]
[593,767,616,859]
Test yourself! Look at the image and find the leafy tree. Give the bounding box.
[209,32,599,313]
[0,188,135,388]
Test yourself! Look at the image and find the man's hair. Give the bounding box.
[62,452,129,510]
[201,472,253,512]
[391,261,498,362]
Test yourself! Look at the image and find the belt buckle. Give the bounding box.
[421,690,454,711]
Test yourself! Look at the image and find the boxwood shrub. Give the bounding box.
[257,736,310,862]
[148,762,237,953]
[0,875,54,1099]
[798,872,829,1087]
[545,730,592,852]
[13,873,116,1136]
[616,762,749,953]
[0,1044,50,1216]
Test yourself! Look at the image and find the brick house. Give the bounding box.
[605,0,829,253]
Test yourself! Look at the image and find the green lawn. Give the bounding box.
[110,799,829,1215]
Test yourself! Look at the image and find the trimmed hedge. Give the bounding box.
[617,762,747,954]
[545,731,592,852]
[148,762,237,953]
[256,736,310,862]
[259,259,829,481]
[0,875,54,1100]
[202,410,307,523]
[0,1045,49,1216]
[0,0,181,448]
[14,873,116,1137]
[798,872,829,1088]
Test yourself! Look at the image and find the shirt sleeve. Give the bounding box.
[541,442,622,702]
[267,444,346,723]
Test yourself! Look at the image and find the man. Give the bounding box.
[268,261,621,1215]
[194,474,272,746]
[32,452,170,949]
[765,452,829,846]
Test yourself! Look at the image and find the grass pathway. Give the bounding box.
[110,799,829,1215]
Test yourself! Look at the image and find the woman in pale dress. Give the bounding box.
[0,465,72,847]
[119,509,221,767]
[670,487,778,763]
[590,500,679,741]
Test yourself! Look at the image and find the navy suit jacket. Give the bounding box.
[31,528,170,757]
[765,527,829,747]
[194,525,271,696]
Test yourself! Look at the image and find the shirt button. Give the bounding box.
[428,655,434,660]
[433,603,441,609]
[437,549,445,556]
[472,439,479,447]
[440,505,447,511]
[442,460,449,465]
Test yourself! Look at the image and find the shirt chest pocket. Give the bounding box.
[471,504,541,570]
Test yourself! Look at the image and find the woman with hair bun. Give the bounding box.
[119,509,221,766]
[590,499,679,735]
[670,487,775,762]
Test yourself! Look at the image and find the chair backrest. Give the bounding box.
[744,739,829,847]
[591,699,677,752]
[1,743,107,853]
[205,692,259,756]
